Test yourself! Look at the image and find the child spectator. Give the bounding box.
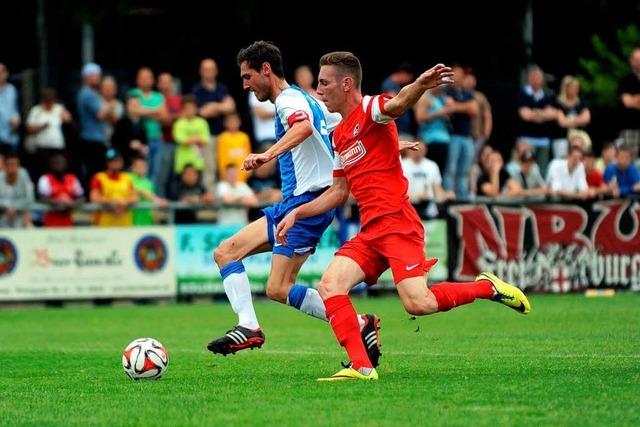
[216,164,258,225]
[90,149,138,227]
[172,95,210,176]
[171,164,214,224]
[217,112,251,183]
[129,156,168,226]
[37,153,84,227]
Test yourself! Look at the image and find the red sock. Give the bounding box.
[324,295,372,371]
[430,280,495,312]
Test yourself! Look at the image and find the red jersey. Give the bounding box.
[332,95,410,228]
[586,168,605,188]
[37,173,84,227]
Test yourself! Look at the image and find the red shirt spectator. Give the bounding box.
[38,172,84,226]
[586,168,604,188]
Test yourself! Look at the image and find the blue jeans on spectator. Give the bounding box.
[154,142,175,198]
[444,135,474,198]
[147,140,164,184]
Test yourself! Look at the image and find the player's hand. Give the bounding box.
[416,64,454,89]
[399,140,420,151]
[275,209,299,245]
[242,152,272,171]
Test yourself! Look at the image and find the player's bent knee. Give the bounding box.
[403,297,438,316]
[317,277,341,300]
[265,282,290,304]
[213,239,234,267]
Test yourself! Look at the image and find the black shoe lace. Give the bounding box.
[341,361,352,369]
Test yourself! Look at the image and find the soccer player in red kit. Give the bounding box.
[276,52,531,381]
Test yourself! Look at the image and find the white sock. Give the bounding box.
[287,285,366,330]
[221,262,259,330]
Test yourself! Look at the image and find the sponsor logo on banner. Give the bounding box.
[0,238,18,276]
[134,235,168,273]
[448,200,640,292]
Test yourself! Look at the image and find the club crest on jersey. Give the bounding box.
[353,124,360,137]
[340,140,367,166]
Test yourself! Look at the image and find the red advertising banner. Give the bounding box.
[447,199,640,292]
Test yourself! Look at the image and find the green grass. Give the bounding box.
[0,294,639,426]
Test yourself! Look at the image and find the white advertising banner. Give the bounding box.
[0,227,176,301]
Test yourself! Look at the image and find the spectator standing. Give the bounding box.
[463,70,493,157]
[156,72,182,197]
[0,63,20,155]
[294,65,319,99]
[77,63,111,186]
[90,149,137,227]
[619,47,640,160]
[414,85,451,174]
[25,88,72,179]
[129,156,168,226]
[381,63,415,139]
[216,164,258,225]
[443,65,479,198]
[604,146,640,197]
[248,91,276,148]
[37,153,84,227]
[517,65,557,173]
[217,112,251,183]
[127,67,167,187]
[192,58,236,192]
[100,76,124,145]
[0,154,34,227]
[172,95,210,176]
[546,146,590,199]
[553,75,591,159]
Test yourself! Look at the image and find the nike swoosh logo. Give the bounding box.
[405,264,420,271]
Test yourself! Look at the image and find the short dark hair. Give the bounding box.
[225,163,237,171]
[319,51,362,89]
[618,145,632,155]
[237,41,284,78]
[182,94,197,106]
[130,155,147,164]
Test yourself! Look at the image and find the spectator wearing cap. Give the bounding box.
[25,88,72,179]
[0,63,20,155]
[508,150,547,197]
[619,47,640,160]
[476,151,521,197]
[463,69,493,158]
[37,153,84,227]
[517,65,558,174]
[604,145,640,197]
[546,146,590,199]
[78,63,113,186]
[90,149,137,227]
[381,62,415,140]
[192,58,236,192]
[0,153,34,227]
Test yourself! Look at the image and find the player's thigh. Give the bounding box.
[396,276,438,316]
[213,216,270,265]
[317,256,367,299]
[265,252,311,302]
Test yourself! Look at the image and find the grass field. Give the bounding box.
[1,294,639,426]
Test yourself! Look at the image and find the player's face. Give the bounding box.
[317,65,343,113]
[240,61,271,102]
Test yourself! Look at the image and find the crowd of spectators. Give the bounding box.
[0,47,639,228]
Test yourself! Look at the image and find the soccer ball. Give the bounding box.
[122,338,169,380]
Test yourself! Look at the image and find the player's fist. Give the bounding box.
[416,64,454,89]
[275,209,299,245]
[242,152,272,171]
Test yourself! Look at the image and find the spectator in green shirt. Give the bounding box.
[129,156,168,225]
[127,67,168,186]
[172,95,211,175]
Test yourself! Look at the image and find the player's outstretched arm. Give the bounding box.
[243,120,313,170]
[383,64,454,118]
[275,176,349,244]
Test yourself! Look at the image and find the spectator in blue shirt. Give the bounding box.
[0,63,20,154]
[77,63,113,187]
[604,146,640,197]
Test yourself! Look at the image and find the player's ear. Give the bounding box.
[342,76,353,92]
[261,62,271,75]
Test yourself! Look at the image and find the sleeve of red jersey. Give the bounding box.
[370,94,395,125]
[90,175,102,192]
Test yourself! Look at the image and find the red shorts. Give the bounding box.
[336,204,438,285]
